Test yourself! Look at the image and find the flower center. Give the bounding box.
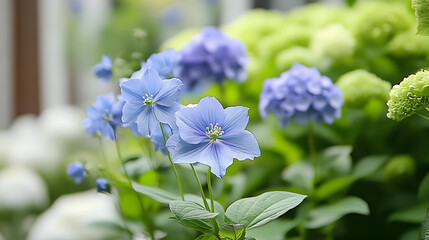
[206,123,224,141]
[143,94,156,106]
[102,110,113,122]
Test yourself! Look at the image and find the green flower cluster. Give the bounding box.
[337,70,391,108]
[387,70,429,121]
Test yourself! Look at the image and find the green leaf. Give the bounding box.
[319,146,353,179]
[282,161,314,193]
[170,200,218,220]
[219,224,246,240]
[314,177,356,200]
[420,209,429,240]
[169,200,218,234]
[413,0,429,35]
[123,154,141,164]
[306,197,370,229]
[246,220,297,240]
[389,202,429,223]
[184,194,226,227]
[132,182,179,204]
[194,234,219,240]
[352,155,388,178]
[418,173,429,202]
[225,191,306,229]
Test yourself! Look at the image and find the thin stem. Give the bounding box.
[207,167,215,213]
[416,112,429,120]
[159,123,185,201]
[190,164,220,238]
[308,121,317,191]
[115,139,155,240]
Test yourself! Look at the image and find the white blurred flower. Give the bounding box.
[310,24,356,59]
[39,105,85,142]
[4,115,62,172]
[27,190,123,240]
[0,166,49,211]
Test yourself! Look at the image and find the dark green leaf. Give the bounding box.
[194,234,219,240]
[225,191,306,229]
[246,220,297,240]
[418,173,429,202]
[389,202,429,223]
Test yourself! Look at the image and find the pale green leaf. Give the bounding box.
[225,191,306,229]
[246,220,297,240]
[132,182,179,204]
[169,200,218,221]
[306,197,370,229]
[315,177,356,200]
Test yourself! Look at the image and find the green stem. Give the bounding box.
[190,165,220,238]
[416,112,429,120]
[115,140,155,240]
[159,123,185,201]
[207,167,215,213]
[308,121,317,191]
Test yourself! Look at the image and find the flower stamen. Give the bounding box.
[143,94,156,106]
[206,123,224,141]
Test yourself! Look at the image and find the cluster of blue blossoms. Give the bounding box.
[75,28,344,188]
[259,63,344,126]
[94,27,248,91]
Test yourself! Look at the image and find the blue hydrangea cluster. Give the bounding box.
[83,93,124,140]
[94,55,112,82]
[259,63,344,126]
[179,27,248,89]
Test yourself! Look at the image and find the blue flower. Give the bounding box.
[67,162,86,184]
[259,63,344,126]
[94,55,112,82]
[96,178,111,193]
[120,68,183,137]
[83,93,124,140]
[179,27,248,89]
[167,97,260,178]
[151,124,173,156]
[139,49,181,79]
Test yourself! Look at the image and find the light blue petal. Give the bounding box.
[166,133,180,150]
[142,68,163,96]
[154,78,183,106]
[222,106,249,136]
[170,137,208,164]
[175,107,208,144]
[200,143,233,178]
[122,101,144,123]
[99,121,115,140]
[195,96,226,127]
[120,79,145,102]
[220,130,260,161]
[153,103,180,131]
[86,106,101,120]
[137,107,158,137]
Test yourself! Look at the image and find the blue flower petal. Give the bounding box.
[153,103,180,131]
[120,79,146,102]
[195,97,226,127]
[170,137,208,164]
[222,106,249,136]
[122,101,144,124]
[220,131,260,161]
[175,107,210,144]
[141,68,163,96]
[154,78,183,106]
[200,143,233,178]
[137,107,158,137]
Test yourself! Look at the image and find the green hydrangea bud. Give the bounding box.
[257,25,312,61]
[387,70,429,121]
[275,47,314,73]
[384,155,415,180]
[352,2,414,45]
[310,24,356,60]
[388,30,429,57]
[337,70,391,108]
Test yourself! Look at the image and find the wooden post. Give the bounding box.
[13,0,40,117]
